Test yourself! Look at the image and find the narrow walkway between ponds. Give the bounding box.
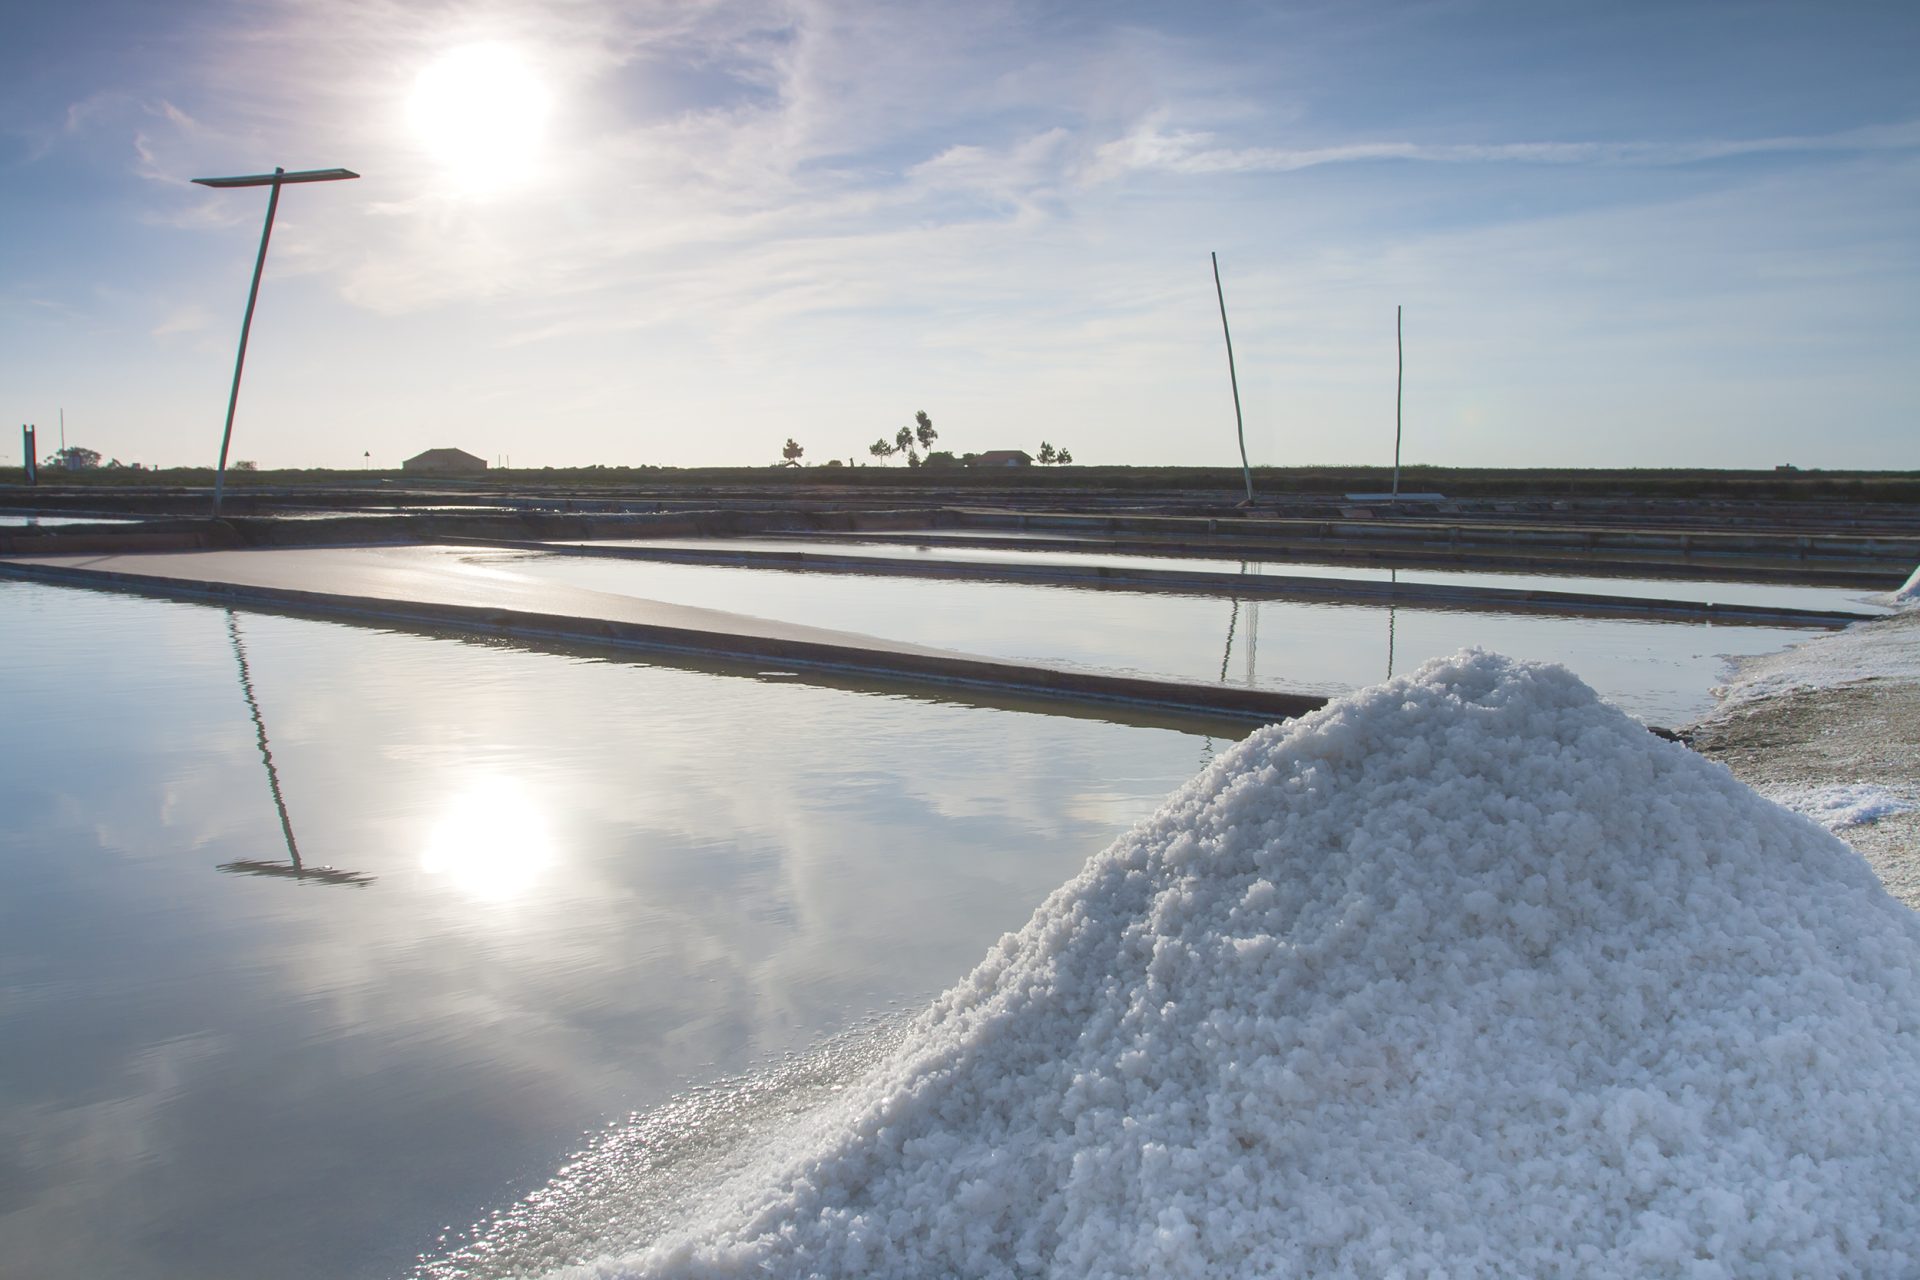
[0,546,1324,733]
[445,536,1877,627]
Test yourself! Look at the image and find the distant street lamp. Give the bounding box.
[191,165,358,516]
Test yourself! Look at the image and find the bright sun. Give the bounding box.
[408,42,550,193]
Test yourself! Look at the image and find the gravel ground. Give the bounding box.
[1684,609,1920,908]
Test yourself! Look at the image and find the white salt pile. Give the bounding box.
[582,650,1920,1279]
[1895,564,1920,607]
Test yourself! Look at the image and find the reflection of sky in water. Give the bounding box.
[482,551,1814,724]
[0,513,139,526]
[0,581,1213,1280]
[571,537,1894,616]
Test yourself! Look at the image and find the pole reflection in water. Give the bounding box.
[1244,593,1258,686]
[1386,568,1398,681]
[1218,562,1261,687]
[217,610,374,887]
[1218,596,1240,684]
[1205,563,1263,766]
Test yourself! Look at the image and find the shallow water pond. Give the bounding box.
[480,551,1813,724]
[570,535,1893,617]
[0,513,139,526]
[0,581,1214,1280]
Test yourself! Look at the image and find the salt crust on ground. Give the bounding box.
[1713,609,1920,709]
[584,650,1920,1279]
[1765,783,1917,831]
[1895,564,1920,606]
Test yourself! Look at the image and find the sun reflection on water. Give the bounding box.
[421,778,556,901]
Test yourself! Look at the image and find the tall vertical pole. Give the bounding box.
[1391,304,1403,501]
[22,425,36,486]
[213,168,286,518]
[1211,252,1255,505]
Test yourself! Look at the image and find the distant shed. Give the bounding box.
[968,450,1033,468]
[402,448,488,475]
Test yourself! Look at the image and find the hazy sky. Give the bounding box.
[2,0,1914,470]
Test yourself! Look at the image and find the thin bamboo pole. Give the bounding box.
[1211,252,1254,505]
[213,170,285,517]
[1391,304,1403,501]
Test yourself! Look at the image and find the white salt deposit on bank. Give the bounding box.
[559,650,1920,1280]
[1894,564,1920,607]
[1766,783,1917,831]
[1712,608,1920,709]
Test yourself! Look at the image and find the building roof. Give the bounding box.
[972,450,1033,464]
[403,448,486,466]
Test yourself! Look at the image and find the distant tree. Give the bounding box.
[781,438,804,467]
[923,450,957,468]
[45,445,101,470]
[824,457,844,468]
[1037,441,1057,465]
[914,410,937,454]
[232,459,259,472]
[869,438,895,463]
[1055,447,1073,465]
[893,424,915,464]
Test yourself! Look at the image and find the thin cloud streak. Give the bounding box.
[1093,118,1920,179]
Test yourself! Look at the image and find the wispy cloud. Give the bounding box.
[1091,116,1920,179]
[150,303,212,338]
[5,89,125,163]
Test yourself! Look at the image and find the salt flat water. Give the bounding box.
[566,536,1892,616]
[0,513,138,526]
[0,554,1854,1277]
[481,550,1815,724]
[0,580,1213,1280]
